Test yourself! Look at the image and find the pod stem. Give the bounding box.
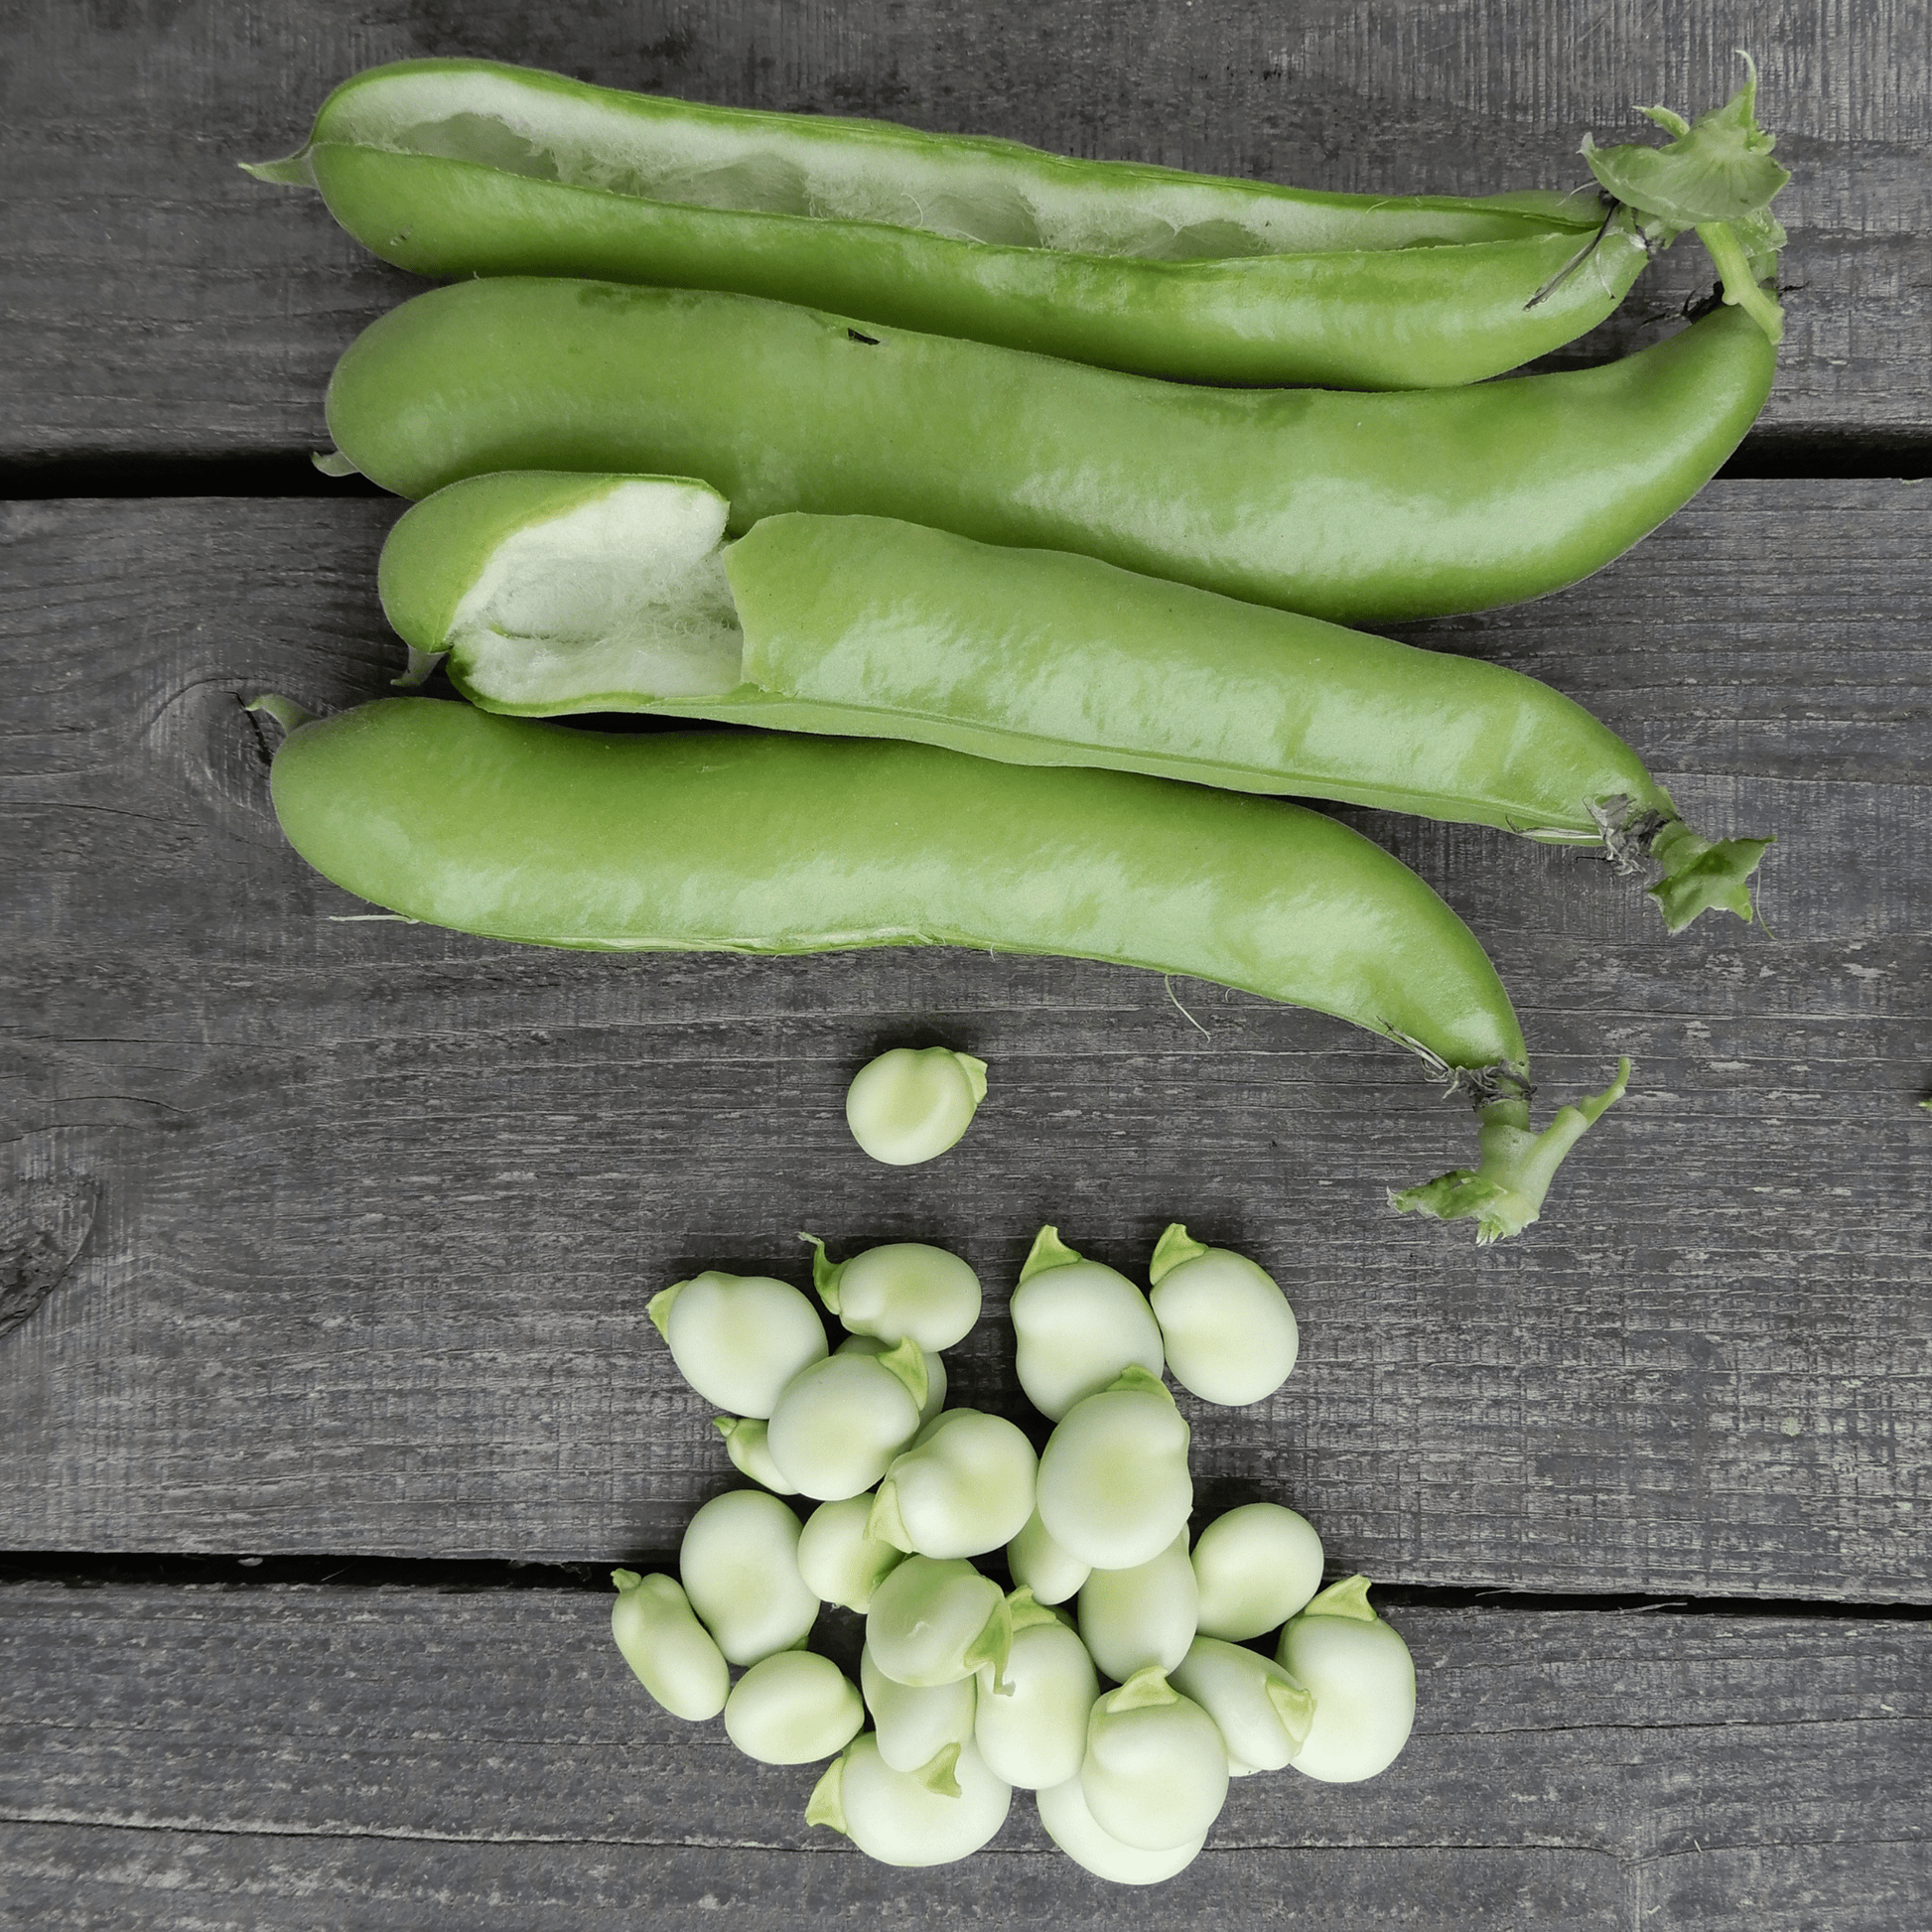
[239,149,317,188]
[1392,1057,1631,1244]
[1594,797,1773,930]
[244,693,318,737]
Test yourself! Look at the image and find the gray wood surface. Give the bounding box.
[3,0,1927,465]
[1,1581,1924,1930]
[5,486,1927,1593]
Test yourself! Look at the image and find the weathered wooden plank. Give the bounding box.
[2,485,1927,1592]
[0,1582,1923,1929]
[1,0,1925,464]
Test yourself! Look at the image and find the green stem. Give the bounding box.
[1391,1058,1631,1244]
[1696,219,1785,345]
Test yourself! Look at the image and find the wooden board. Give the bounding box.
[3,0,1927,467]
[4,486,1927,1593]
[1,1580,1924,1929]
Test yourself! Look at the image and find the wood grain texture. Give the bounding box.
[1,0,1926,464]
[0,1581,1924,1930]
[2,486,1928,1592]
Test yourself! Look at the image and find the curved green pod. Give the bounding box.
[326,277,1776,627]
[380,474,1771,931]
[248,58,1650,391]
[250,694,1628,1237]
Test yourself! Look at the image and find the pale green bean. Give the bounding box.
[866,1555,1013,1689]
[1010,1227,1164,1421]
[1035,1366,1192,1571]
[1081,1665,1229,1851]
[1190,1503,1325,1641]
[861,1646,978,1792]
[802,1232,981,1349]
[796,1494,906,1613]
[1076,1528,1199,1680]
[974,1590,1100,1792]
[724,1650,865,1764]
[1170,1636,1313,1775]
[712,1415,798,1495]
[647,1269,827,1417]
[609,1569,730,1721]
[1006,1507,1091,1607]
[1036,1773,1204,1885]
[1275,1575,1416,1783]
[1146,1224,1299,1406]
[807,1733,1012,1866]
[836,1331,947,1424]
[870,1409,1038,1560]
[764,1338,927,1499]
[678,1488,818,1665]
[845,1047,988,1166]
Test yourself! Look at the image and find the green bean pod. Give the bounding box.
[326,275,1774,626]
[249,58,1650,391]
[250,695,1627,1237]
[375,473,1773,930]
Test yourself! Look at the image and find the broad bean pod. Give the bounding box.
[249,58,1656,391]
[251,696,1627,1236]
[376,474,1772,929]
[325,278,1776,625]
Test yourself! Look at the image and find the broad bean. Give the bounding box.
[1076,1529,1199,1681]
[807,1732,1012,1866]
[1189,1503,1325,1641]
[711,1416,798,1495]
[724,1650,865,1765]
[1035,1773,1203,1885]
[1146,1226,1299,1407]
[609,1569,730,1721]
[866,1555,1013,1690]
[1170,1636,1314,1775]
[796,1494,906,1613]
[802,1232,981,1349]
[764,1338,927,1500]
[869,1409,1038,1560]
[677,1488,818,1665]
[1275,1576,1416,1784]
[1006,1508,1091,1607]
[973,1590,1098,1792]
[254,59,1660,389]
[861,1646,978,1791]
[323,277,1776,625]
[1035,1366,1192,1572]
[379,474,1769,930]
[255,698,1629,1238]
[1009,1227,1164,1422]
[646,1268,827,1417]
[843,1048,988,1167]
[1080,1665,1230,1852]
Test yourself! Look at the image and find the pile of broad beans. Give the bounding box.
[619,1225,1412,1882]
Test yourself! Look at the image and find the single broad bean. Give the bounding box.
[764,1338,927,1499]
[322,277,1776,625]
[1035,1773,1204,1885]
[869,1409,1038,1560]
[1276,1575,1417,1784]
[1076,1528,1199,1681]
[973,1590,1098,1792]
[253,698,1630,1237]
[609,1569,730,1721]
[1009,1227,1164,1422]
[843,1048,988,1167]
[377,474,1770,930]
[802,1232,981,1349]
[1189,1503,1325,1641]
[1170,1636,1315,1775]
[807,1732,1012,1866]
[866,1555,1013,1690]
[796,1494,906,1613]
[836,1331,946,1423]
[1006,1507,1092,1607]
[861,1645,978,1792]
[711,1416,798,1495]
[250,58,1670,389]
[677,1488,818,1665]
[646,1268,827,1417]
[1146,1226,1299,1406]
[723,1650,865,1765]
[1080,1665,1230,1852]
[1036,1367,1192,1572]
